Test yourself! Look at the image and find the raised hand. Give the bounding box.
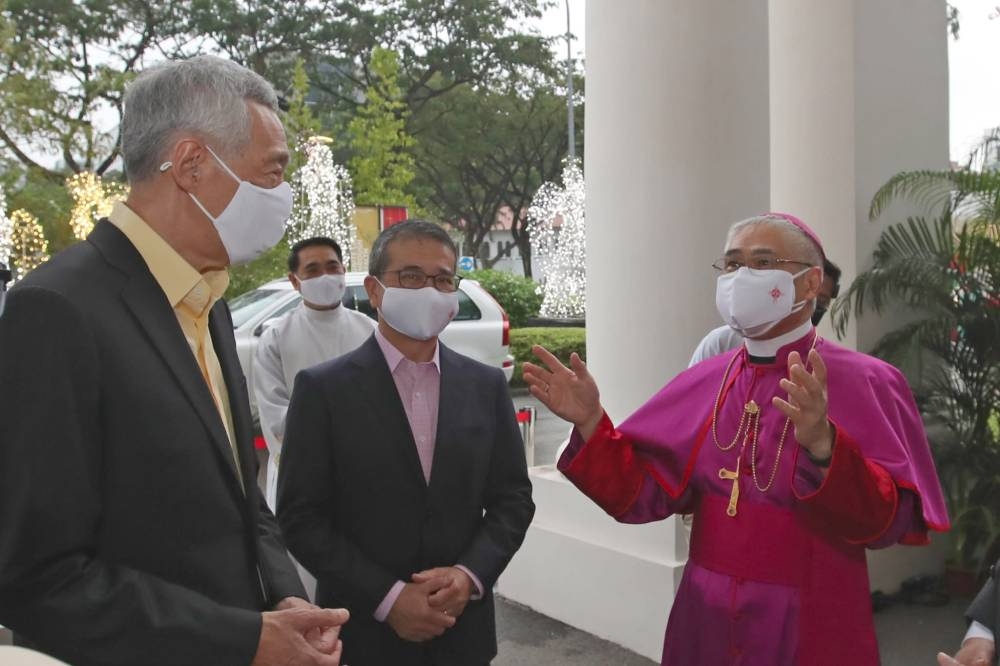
[772,349,835,461]
[523,345,602,439]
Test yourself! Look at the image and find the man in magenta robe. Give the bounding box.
[524,213,949,666]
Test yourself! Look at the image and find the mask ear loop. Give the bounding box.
[790,265,821,313]
[203,145,242,183]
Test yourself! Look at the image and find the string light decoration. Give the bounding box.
[286,136,358,268]
[528,159,586,318]
[10,209,50,281]
[0,190,12,268]
[67,172,129,240]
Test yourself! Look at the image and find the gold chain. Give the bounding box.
[710,334,820,494]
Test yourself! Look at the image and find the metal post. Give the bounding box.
[517,406,536,467]
[565,0,576,161]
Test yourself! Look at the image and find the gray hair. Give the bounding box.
[369,220,458,276]
[724,215,823,268]
[121,55,279,183]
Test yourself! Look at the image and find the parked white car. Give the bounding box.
[230,273,515,417]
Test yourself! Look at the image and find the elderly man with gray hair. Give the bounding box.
[0,55,347,665]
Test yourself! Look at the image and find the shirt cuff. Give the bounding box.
[965,620,995,644]
[455,565,485,600]
[373,580,406,622]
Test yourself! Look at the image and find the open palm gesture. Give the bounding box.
[523,345,603,437]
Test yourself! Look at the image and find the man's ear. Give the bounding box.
[364,275,383,310]
[288,272,301,291]
[804,266,823,300]
[164,139,207,193]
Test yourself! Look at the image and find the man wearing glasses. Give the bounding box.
[277,220,535,666]
[524,213,947,665]
[254,237,375,512]
[689,249,842,367]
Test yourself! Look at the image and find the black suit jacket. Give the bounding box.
[278,335,535,666]
[968,560,1000,643]
[0,221,305,666]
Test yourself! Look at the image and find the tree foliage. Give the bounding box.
[348,48,416,207]
[0,0,567,284]
[835,130,1000,572]
[412,73,580,275]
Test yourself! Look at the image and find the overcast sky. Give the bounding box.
[534,0,1000,164]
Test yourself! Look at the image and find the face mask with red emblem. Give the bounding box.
[715,267,810,338]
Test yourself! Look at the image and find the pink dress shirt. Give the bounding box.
[372,330,484,622]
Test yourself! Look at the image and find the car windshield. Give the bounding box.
[228,288,288,329]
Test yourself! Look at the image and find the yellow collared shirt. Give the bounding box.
[108,202,243,487]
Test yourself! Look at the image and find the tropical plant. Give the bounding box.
[834,129,1000,575]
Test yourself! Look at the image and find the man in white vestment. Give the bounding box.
[254,236,375,510]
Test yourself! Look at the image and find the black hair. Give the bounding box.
[823,258,842,297]
[288,237,343,273]
[368,220,458,276]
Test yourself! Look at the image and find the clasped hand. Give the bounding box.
[387,566,473,642]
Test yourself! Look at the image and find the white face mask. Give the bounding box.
[188,145,292,265]
[376,280,459,341]
[298,273,346,308]
[715,266,811,338]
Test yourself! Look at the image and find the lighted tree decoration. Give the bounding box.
[528,159,586,318]
[0,190,12,268]
[67,172,129,240]
[10,209,50,281]
[287,137,358,268]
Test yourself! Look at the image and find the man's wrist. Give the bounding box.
[804,423,836,467]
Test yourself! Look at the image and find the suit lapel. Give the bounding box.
[89,222,245,498]
[428,345,470,491]
[354,336,428,490]
[209,301,256,499]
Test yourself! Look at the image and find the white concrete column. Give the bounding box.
[500,2,772,661]
[584,0,772,418]
[768,0,951,591]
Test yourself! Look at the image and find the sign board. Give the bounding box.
[458,256,475,272]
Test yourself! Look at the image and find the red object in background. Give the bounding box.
[516,410,532,424]
[380,206,409,230]
[254,436,267,450]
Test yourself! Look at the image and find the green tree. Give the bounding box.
[0,0,189,179]
[412,74,581,276]
[306,0,554,117]
[284,58,323,171]
[348,48,416,207]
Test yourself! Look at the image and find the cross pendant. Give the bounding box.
[718,466,740,517]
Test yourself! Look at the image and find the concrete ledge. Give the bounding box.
[497,465,684,661]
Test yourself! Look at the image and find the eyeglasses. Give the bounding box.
[381,269,463,293]
[712,257,815,273]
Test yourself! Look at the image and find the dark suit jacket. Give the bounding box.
[968,560,1000,643]
[278,335,535,666]
[0,221,305,666]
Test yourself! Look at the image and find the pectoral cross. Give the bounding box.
[718,462,741,518]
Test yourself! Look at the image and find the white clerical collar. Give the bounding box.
[743,319,814,358]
